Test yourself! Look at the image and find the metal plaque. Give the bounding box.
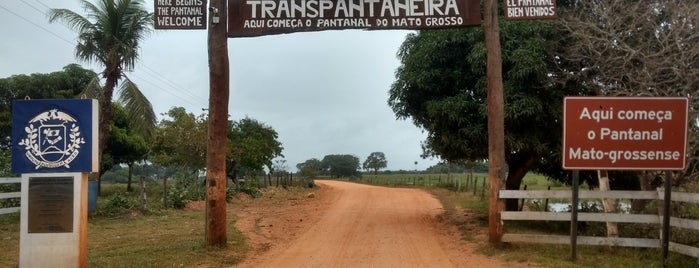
[28,176,74,233]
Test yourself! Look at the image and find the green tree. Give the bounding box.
[0,64,97,149]
[151,107,208,201]
[297,158,322,179]
[226,117,283,182]
[0,64,97,175]
[0,149,10,177]
[152,107,207,175]
[389,22,577,211]
[558,0,699,187]
[49,0,155,193]
[108,104,149,191]
[321,154,360,178]
[363,152,387,175]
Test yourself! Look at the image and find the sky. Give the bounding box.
[0,0,441,172]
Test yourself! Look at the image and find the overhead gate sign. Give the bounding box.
[155,0,208,29]
[563,97,688,170]
[228,0,481,37]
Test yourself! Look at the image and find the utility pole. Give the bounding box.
[484,0,506,244]
[206,0,229,246]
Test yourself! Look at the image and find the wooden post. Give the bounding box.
[139,176,147,212]
[661,171,672,267]
[206,0,229,246]
[485,0,506,245]
[571,170,580,261]
[162,177,168,208]
[544,185,550,212]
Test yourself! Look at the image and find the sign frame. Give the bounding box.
[228,0,482,37]
[503,0,557,21]
[154,0,208,30]
[562,96,688,171]
[11,99,99,174]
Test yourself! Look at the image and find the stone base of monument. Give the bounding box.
[19,172,87,268]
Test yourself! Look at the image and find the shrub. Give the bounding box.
[101,192,136,216]
[238,181,262,198]
[0,182,20,209]
[167,185,189,209]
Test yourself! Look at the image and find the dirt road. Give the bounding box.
[233,180,510,268]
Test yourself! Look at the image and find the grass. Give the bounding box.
[0,181,247,268]
[2,175,697,267]
[86,210,246,268]
[358,172,699,267]
[416,174,699,267]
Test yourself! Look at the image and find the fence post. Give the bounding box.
[139,176,147,212]
[473,177,478,195]
[518,185,527,211]
[661,171,673,268]
[544,185,551,212]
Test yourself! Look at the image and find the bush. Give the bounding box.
[101,193,136,216]
[167,185,189,209]
[226,180,263,202]
[238,181,262,198]
[0,182,20,209]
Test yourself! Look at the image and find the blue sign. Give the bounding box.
[12,99,98,173]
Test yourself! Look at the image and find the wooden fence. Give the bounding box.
[0,177,21,215]
[363,174,488,197]
[499,189,699,259]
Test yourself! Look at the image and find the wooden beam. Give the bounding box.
[206,0,230,246]
[484,0,506,245]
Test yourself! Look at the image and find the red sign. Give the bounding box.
[155,0,208,29]
[563,97,688,170]
[228,0,481,37]
[504,0,557,21]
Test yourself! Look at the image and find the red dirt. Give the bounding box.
[231,180,520,267]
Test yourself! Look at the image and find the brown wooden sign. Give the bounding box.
[562,97,688,170]
[504,0,556,20]
[155,0,208,29]
[228,0,481,37]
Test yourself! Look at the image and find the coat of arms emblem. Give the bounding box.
[17,109,85,169]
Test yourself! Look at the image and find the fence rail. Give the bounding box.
[0,177,21,215]
[499,189,699,259]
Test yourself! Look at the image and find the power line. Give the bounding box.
[0,3,75,46]
[3,1,209,110]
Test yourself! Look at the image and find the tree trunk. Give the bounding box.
[631,171,653,213]
[205,0,230,247]
[598,170,619,238]
[139,175,147,212]
[97,69,119,196]
[162,176,168,208]
[504,154,539,211]
[127,162,134,192]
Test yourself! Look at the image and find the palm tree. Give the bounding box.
[48,0,155,193]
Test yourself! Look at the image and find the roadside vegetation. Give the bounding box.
[359,173,699,267]
[2,172,698,267]
[0,181,249,267]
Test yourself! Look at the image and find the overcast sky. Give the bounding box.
[0,0,441,171]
